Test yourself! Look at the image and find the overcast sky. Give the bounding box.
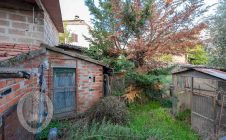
[59,0,219,24]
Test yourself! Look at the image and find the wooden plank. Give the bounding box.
[192,112,215,122]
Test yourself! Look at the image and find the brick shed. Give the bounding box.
[172,66,226,139]
[43,44,112,118]
[0,43,112,139]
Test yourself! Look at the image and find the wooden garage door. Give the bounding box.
[0,105,34,140]
[53,68,76,115]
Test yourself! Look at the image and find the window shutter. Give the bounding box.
[72,34,78,42]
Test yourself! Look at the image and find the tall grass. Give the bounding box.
[129,102,199,140]
[67,120,148,140]
[40,101,198,140]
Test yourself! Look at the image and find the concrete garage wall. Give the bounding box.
[0,5,59,46]
[0,8,44,45]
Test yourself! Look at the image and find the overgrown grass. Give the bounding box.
[176,109,191,122]
[128,102,199,140]
[39,101,197,140]
[38,120,68,140]
[67,120,147,140]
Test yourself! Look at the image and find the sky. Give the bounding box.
[59,0,219,25]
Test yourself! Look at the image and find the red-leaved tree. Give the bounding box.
[110,0,208,71]
[85,0,208,72]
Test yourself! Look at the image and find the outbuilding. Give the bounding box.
[172,66,226,139]
[43,44,112,118]
[0,43,112,139]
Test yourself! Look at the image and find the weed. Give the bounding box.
[129,102,199,140]
[175,109,191,122]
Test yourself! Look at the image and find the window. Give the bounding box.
[72,33,78,42]
[177,76,185,90]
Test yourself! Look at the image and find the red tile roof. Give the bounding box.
[0,44,41,62]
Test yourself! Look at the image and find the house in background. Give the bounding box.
[64,16,91,48]
[172,55,187,64]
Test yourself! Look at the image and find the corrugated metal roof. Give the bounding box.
[173,67,226,81]
[194,68,226,81]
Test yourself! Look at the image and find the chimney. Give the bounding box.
[75,15,80,20]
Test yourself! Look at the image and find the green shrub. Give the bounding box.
[112,91,124,96]
[125,66,174,101]
[67,120,148,140]
[38,120,68,139]
[176,109,191,122]
[159,98,173,108]
[87,96,129,124]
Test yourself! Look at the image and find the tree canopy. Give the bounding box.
[85,0,208,72]
[208,0,226,68]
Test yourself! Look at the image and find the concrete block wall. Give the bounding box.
[0,8,44,45]
[0,7,59,46]
[44,12,59,46]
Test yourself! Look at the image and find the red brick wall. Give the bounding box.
[0,54,46,114]
[77,60,103,113]
[47,51,103,114]
[0,50,104,118]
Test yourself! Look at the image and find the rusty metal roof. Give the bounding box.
[173,67,226,81]
[194,68,226,81]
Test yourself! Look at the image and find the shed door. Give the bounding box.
[53,68,76,115]
[191,92,216,138]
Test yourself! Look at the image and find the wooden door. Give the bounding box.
[53,68,76,115]
[191,92,216,138]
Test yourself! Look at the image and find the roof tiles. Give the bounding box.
[0,44,41,62]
